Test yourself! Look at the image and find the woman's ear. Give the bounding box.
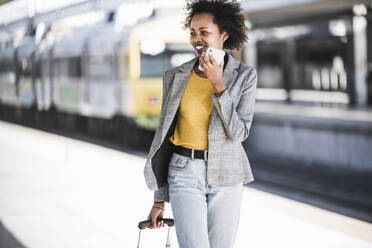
[222,32,229,42]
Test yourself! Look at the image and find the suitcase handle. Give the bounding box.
[138,218,174,229]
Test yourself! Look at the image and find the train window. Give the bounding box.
[41,59,50,80]
[18,57,32,77]
[256,42,285,89]
[87,54,114,81]
[0,72,13,84]
[140,43,194,78]
[53,57,82,78]
[293,30,349,92]
[254,18,351,94]
[68,57,82,78]
[0,55,15,84]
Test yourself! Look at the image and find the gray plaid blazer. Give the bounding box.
[143,52,257,202]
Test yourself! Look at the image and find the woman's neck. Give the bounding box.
[193,62,207,78]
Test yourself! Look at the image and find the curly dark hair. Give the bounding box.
[182,0,248,51]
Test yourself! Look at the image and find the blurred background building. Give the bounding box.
[0,0,371,222]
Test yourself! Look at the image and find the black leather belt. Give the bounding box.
[174,145,208,161]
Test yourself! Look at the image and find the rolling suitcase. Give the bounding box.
[137,218,175,248]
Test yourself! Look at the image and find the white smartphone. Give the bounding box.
[198,47,225,71]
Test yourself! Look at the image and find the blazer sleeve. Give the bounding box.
[211,67,257,143]
[154,184,170,202]
[153,70,172,203]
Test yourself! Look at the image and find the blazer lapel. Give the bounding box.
[209,53,239,123]
[161,72,188,140]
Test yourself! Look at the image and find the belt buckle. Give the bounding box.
[204,150,208,161]
[191,148,194,160]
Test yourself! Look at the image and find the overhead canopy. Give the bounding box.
[0,0,12,5]
[244,0,371,28]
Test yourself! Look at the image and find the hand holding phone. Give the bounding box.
[198,47,225,71]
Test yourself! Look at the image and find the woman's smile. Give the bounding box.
[194,44,207,55]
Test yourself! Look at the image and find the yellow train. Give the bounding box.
[126,15,195,129]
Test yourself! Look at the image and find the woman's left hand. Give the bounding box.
[199,52,226,94]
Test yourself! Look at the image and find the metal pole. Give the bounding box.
[353,4,368,106]
[367,4,372,106]
[137,229,142,248]
[165,226,171,247]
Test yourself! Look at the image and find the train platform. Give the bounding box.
[255,101,372,124]
[1,120,372,248]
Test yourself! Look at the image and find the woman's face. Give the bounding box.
[190,12,229,57]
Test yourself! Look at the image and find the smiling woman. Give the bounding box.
[143,1,257,248]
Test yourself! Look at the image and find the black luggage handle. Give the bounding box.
[137,218,175,247]
[138,218,175,229]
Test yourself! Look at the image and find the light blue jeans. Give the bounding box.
[167,152,244,248]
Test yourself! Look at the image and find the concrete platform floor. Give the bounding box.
[1,120,372,248]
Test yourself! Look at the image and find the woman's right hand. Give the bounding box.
[147,202,166,229]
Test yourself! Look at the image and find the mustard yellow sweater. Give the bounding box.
[169,69,215,150]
